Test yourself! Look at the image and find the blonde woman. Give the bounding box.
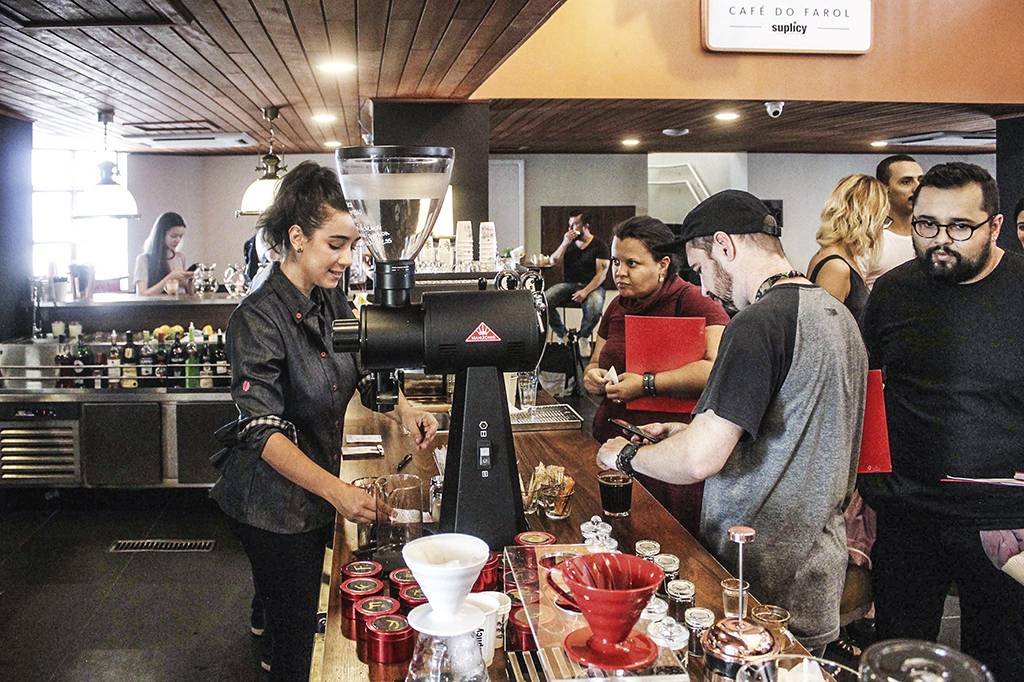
[807,174,890,325]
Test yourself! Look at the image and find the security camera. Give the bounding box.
[765,101,785,119]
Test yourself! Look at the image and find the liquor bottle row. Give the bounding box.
[54,325,230,390]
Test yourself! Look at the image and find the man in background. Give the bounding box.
[861,154,924,287]
[544,210,610,355]
[862,162,1024,679]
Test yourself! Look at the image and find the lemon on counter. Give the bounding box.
[201,324,215,337]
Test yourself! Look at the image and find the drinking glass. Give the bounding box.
[720,578,750,618]
[517,370,538,412]
[751,604,794,651]
[597,470,633,516]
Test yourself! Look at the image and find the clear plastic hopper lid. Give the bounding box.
[335,146,454,264]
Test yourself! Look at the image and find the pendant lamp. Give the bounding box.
[72,109,140,220]
[236,106,287,216]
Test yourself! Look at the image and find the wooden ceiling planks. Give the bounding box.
[377,0,424,98]
[488,99,1015,155]
[322,0,359,144]
[395,0,457,97]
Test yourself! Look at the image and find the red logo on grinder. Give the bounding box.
[465,322,502,343]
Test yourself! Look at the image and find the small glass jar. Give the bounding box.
[585,534,618,553]
[639,594,669,626]
[684,606,716,660]
[580,515,611,541]
[647,616,690,673]
[653,553,680,593]
[665,579,696,622]
[634,539,661,561]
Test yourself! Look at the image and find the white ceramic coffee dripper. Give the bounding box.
[402,533,489,637]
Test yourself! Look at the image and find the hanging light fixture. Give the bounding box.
[72,109,140,220]
[236,106,287,216]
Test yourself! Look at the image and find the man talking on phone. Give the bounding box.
[597,190,866,654]
[544,210,610,356]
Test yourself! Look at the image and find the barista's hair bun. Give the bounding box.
[256,160,348,254]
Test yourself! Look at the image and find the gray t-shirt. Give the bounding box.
[694,284,867,648]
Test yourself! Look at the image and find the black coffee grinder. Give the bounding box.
[332,146,546,550]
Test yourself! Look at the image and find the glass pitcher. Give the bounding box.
[374,473,424,572]
[405,629,488,682]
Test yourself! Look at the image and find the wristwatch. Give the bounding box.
[616,441,641,477]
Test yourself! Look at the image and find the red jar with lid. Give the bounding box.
[509,607,536,651]
[365,614,415,664]
[398,584,428,615]
[514,531,556,546]
[472,551,501,592]
[340,577,386,622]
[342,559,382,581]
[355,596,401,642]
[388,566,418,596]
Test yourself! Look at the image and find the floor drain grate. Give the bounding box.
[109,539,215,553]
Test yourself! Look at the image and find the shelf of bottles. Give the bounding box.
[5,325,231,391]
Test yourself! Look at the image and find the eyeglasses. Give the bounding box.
[911,216,993,242]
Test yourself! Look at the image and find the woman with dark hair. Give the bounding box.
[133,211,193,295]
[583,215,729,534]
[210,161,438,679]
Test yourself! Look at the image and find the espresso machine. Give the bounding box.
[332,146,545,550]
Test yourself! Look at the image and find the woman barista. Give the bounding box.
[134,211,193,295]
[583,216,729,534]
[211,161,437,680]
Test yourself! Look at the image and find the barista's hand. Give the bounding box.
[332,481,377,523]
[401,410,438,452]
[583,367,608,395]
[596,436,630,471]
[605,373,643,403]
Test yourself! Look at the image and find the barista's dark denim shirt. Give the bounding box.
[210,262,360,534]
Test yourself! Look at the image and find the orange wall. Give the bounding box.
[472,0,1024,104]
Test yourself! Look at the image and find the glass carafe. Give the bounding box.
[374,474,424,572]
[405,630,489,682]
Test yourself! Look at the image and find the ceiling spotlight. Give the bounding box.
[662,128,690,137]
[715,111,740,122]
[870,140,888,148]
[312,113,337,124]
[622,138,641,147]
[324,140,342,149]
[318,61,356,74]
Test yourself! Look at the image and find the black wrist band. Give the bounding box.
[642,372,657,396]
[616,441,640,477]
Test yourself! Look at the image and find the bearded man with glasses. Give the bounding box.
[861,162,1024,679]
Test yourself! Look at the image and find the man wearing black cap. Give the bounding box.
[597,190,867,652]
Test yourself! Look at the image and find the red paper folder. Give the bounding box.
[624,316,706,413]
[858,369,892,474]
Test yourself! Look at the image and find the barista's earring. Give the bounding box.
[658,274,665,282]
[296,245,304,254]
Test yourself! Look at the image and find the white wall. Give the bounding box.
[648,152,748,224]
[748,153,997,272]
[491,153,648,254]
[127,152,335,280]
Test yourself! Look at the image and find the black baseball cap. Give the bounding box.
[677,190,781,243]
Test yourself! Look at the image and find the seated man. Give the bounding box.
[597,190,867,652]
[544,210,610,354]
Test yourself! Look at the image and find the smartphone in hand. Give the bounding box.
[609,418,664,443]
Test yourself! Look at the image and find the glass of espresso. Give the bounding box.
[598,470,633,517]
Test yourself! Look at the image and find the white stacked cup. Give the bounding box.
[478,222,497,271]
[455,221,475,270]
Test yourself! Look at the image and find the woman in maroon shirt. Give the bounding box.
[584,216,730,533]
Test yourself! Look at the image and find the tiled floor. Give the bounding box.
[0,489,263,681]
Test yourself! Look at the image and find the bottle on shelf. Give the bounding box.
[120,330,139,389]
[154,333,169,387]
[106,330,121,389]
[199,333,214,389]
[168,333,185,388]
[55,335,73,388]
[213,329,229,388]
[138,330,155,387]
[184,327,200,389]
[73,334,92,389]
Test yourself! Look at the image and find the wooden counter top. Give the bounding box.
[321,401,804,680]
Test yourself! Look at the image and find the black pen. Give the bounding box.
[396,453,413,471]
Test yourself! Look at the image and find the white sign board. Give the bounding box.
[702,0,872,54]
